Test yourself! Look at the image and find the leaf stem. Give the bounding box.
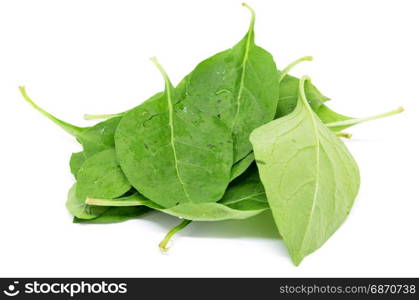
[159,219,192,252]
[278,56,313,85]
[336,132,352,139]
[86,197,147,207]
[83,113,122,120]
[150,57,172,88]
[19,86,84,137]
[85,194,164,210]
[326,107,404,128]
[242,3,256,32]
[298,76,312,110]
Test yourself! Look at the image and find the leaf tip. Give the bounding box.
[291,254,304,266]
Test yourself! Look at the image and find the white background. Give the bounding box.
[0,0,417,277]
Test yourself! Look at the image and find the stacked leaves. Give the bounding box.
[21,4,402,265]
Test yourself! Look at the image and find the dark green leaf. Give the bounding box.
[220,164,267,210]
[77,117,122,157]
[230,152,255,181]
[86,165,268,221]
[76,149,131,201]
[69,151,86,178]
[276,73,330,118]
[73,206,150,224]
[66,184,109,220]
[184,4,279,163]
[115,59,233,208]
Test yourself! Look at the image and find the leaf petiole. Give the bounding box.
[83,113,122,120]
[242,3,256,31]
[336,132,352,139]
[86,197,147,207]
[159,219,192,252]
[278,56,313,85]
[150,56,173,88]
[19,86,84,137]
[326,107,404,128]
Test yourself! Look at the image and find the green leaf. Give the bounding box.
[250,76,360,265]
[276,57,351,131]
[230,152,255,181]
[276,73,330,118]
[88,199,267,221]
[115,58,233,208]
[316,105,352,132]
[77,117,122,157]
[161,203,264,221]
[183,4,279,163]
[73,206,150,224]
[69,151,86,178]
[66,184,109,220]
[86,166,268,221]
[76,149,131,201]
[220,165,267,211]
[276,71,403,133]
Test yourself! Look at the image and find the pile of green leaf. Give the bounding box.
[21,4,403,265]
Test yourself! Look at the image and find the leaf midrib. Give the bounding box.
[231,29,254,138]
[222,191,265,205]
[167,84,192,203]
[298,93,321,257]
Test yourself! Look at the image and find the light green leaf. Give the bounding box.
[250,76,360,265]
[316,105,352,132]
